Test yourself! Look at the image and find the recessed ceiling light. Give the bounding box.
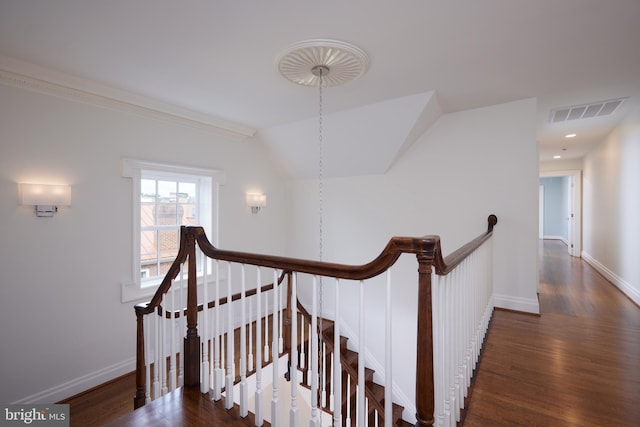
[553,155,562,159]
[565,134,577,138]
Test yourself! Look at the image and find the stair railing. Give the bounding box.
[133,215,497,427]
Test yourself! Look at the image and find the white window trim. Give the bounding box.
[121,158,225,303]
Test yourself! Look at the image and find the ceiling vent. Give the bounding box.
[549,98,627,123]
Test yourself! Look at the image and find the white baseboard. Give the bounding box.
[12,358,136,404]
[543,236,569,245]
[582,251,640,306]
[493,294,540,314]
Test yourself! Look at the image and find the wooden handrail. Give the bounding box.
[435,214,497,274]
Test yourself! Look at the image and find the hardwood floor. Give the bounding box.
[463,240,640,427]
[62,240,639,426]
[59,372,136,427]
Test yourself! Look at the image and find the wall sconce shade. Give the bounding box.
[19,184,71,217]
[246,192,266,214]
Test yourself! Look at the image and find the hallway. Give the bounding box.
[463,240,640,426]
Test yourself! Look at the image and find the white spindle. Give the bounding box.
[358,279,365,427]
[333,278,342,426]
[309,276,320,427]
[321,341,327,408]
[445,270,453,427]
[329,348,334,411]
[255,267,263,427]
[289,273,299,427]
[278,281,284,354]
[212,260,222,400]
[271,269,280,427]
[433,273,444,427]
[264,296,270,363]
[169,285,177,392]
[248,295,254,372]
[385,270,392,427]
[225,262,234,409]
[306,321,312,386]
[240,264,248,417]
[201,254,209,394]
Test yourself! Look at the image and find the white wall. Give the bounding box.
[0,84,287,403]
[287,98,540,413]
[582,106,640,305]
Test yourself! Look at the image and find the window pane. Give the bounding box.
[158,229,179,260]
[157,180,178,225]
[140,230,157,278]
[141,179,156,227]
[177,182,197,225]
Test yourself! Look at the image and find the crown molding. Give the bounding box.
[0,58,256,141]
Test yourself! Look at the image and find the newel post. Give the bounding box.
[184,230,201,387]
[415,253,435,427]
[134,305,147,409]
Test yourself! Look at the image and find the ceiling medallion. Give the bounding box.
[276,39,369,87]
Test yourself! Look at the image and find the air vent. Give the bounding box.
[549,98,627,123]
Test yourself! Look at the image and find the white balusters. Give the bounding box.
[240,264,248,417]
[432,238,494,427]
[225,261,234,409]
[169,285,177,392]
[385,270,392,427]
[278,281,284,354]
[306,321,312,386]
[264,296,270,364]
[201,254,209,394]
[212,260,223,401]
[309,276,320,427]
[248,296,254,372]
[271,268,280,427]
[255,267,264,427]
[289,273,299,427]
[332,278,342,426]
[358,279,366,427]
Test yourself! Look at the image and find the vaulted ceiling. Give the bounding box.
[1,1,639,177]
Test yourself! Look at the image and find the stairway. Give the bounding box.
[297,305,413,426]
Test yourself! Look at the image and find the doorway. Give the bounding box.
[539,170,582,257]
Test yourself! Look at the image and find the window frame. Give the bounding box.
[121,158,225,303]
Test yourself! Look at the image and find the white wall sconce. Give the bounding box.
[19,183,72,217]
[246,192,266,214]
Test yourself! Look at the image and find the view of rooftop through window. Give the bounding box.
[140,178,198,281]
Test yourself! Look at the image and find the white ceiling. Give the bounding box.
[1,0,639,176]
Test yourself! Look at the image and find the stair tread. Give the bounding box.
[296,312,409,425]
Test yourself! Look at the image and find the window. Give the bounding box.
[122,159,225,302]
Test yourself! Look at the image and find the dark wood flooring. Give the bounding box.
[61,240,640,426]
[463,240,640,426]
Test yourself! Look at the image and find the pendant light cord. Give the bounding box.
[317,67,325,409]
